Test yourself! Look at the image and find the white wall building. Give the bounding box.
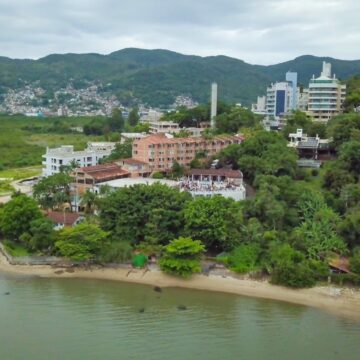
[308,62,346,122]
[120,132,148,144]
[42,142,116,176]
[140,109,163,123]
[251,96,267,115]
[266,81,296,119]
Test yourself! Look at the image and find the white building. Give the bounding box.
[120,132,148,144]
[298,89,309,111]
[179,169,246,201]
[140,109,163,123]
[266,81,296,119]
[148,121,204,137]
[251,96,267,115]
[149,121,180,134]
[42,142,116,176]
[308,62,346,122]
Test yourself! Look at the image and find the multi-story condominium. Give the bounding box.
[308,62,346,122]
[42,142,116,176]
[266,80,296,119]
[132,133,244,172]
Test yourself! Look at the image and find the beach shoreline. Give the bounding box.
[1,252,359,320]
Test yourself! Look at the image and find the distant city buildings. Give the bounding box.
[252,62,347,125]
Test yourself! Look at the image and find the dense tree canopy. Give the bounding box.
[184,196,243,252]
[0,194,42,241]
[33,172,72,210]
[99,184,191,245]
[56,223,108,262]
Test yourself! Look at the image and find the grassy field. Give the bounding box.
[0,115,104,169]
[0,165,42,180]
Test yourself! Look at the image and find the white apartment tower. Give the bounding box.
[266,81,296,118]
[308,62,346,122]
[211,82,218,128]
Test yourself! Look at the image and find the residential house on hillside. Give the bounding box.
[47,211,84,230]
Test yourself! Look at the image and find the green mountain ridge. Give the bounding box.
[1,48,360,106]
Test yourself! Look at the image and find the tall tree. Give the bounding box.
[33,173,72,210]
[56,223,108,262]
[0,194,42,241]
[128,106,140,127]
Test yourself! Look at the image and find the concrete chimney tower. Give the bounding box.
[211,82,218,128]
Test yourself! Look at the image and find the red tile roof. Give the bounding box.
[76,163,130,182]
[47,211,82,226]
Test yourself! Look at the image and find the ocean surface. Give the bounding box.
[0,273,359,360]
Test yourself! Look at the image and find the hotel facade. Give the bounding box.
[132,133,244,172]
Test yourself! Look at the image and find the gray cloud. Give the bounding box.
[0,0,359,64]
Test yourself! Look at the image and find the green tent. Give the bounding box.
[132,253,148,268]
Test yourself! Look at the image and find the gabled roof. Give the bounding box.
[76,163,130,181]
[47,211,82,226]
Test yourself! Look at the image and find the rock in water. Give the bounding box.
[154,286,162,293]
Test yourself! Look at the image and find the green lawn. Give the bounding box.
[0,115,105,170]
[0,180,14,196]
[0,166,42,180]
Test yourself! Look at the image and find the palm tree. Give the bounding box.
[80,190,98,214]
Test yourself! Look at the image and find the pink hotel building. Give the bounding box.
[132,133,244,172]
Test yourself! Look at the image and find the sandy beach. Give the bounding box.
[1,252,359,319]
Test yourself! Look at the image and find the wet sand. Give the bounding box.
[1,252,359,319]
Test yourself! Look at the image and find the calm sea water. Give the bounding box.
[0,273,359,360]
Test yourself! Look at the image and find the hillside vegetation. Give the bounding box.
[1,49,360,106]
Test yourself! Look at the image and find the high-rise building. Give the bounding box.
[308,62,346,122]
[286,71,298,110]
[266,81,296,118]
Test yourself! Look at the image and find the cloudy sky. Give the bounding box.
[0,0,359,64]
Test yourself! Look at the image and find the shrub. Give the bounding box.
[349,248,360,274]
[228,244,261,273]
[311,169,319,177]
[159,237,205,277]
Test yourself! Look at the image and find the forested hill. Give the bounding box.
[1,48,360,106]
